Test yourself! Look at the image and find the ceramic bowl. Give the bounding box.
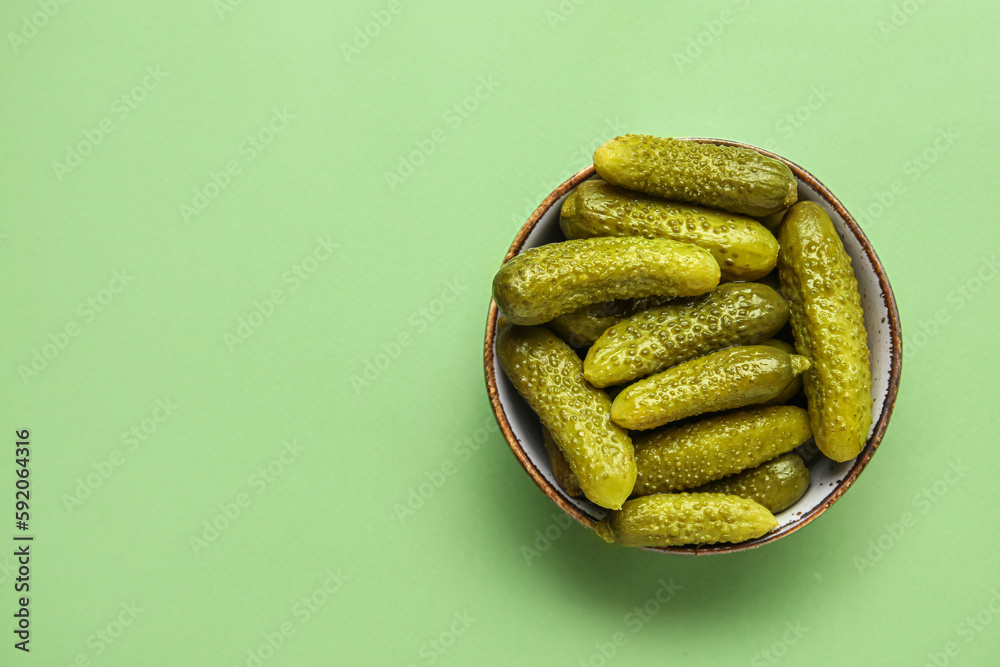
[483,138,902,554]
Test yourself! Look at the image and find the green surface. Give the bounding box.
[1,1,997,665]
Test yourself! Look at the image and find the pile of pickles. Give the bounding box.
[493,135,872,549]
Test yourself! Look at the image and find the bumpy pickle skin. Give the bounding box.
[593,135,797,217]
[693,452,810,513]
[631,406,812,495]
[759,339,803,406]
[584,283,789,388]
[547,296,672,348]
[778,201,873,462]
[541,426,582,497]
[611,346,811,431]
[560,178,779,281]
[495,324,635,509]
[595,493,778,547]
[493,237,720,326]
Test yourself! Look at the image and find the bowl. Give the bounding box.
[483,138,903,554]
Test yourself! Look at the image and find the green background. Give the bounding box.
[2,1,998,665]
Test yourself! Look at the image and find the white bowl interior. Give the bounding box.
[492,173,896,542]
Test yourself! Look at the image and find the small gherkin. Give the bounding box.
[593,135,797,217]
[547,296,671,349]
[610,345,811,431]
[693,452,810,513]
[631,406,812,496]
[492,236,720,326]
[560,178,779,281]
[778,201,872,462]
[584,283,789,388]
[758,339,804,406]
[541,426,582,497]
[596,493,778,547]
[495,323,635,509]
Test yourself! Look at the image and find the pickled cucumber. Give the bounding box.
[778,201,872,462]
[759,209,787,231]
[631,406,812,495]
[548,296,671,348]
[584,283,789,388]
[542,426,582,497]
[759,339,803,406]
[693,452,810,513]
[611,346,811,430]
[493,237,720,326]
[595,493,778,547]
[560,178,779,281]
[593,135,797,217]
[496,323,635,508]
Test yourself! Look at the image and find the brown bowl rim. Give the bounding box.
[482,138,903,555]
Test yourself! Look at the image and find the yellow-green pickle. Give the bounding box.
[611,345,811,430]
[559,178,779,281]
[541,426,582,497]
[547,296,671,348]
[495,323,635,509]
[596,493,778,547]
[759,339,804,405]
[492,236,720,326]
[584,283,789,388]
[778,201,873,462]
[593,135,798,217]
[631,405,812,495]
[693,452,810,513]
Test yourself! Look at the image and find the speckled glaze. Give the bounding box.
[492,236,719,326]
[594,135,797,217]
[596,493,777,548]
[495,324,635,510]
[779,201,873,463]
[610,345,810,431]
[583,283,789,388]
[484,138,903,555]
[631,406,812,495]
[560,178,778,281]
[693,452,810,513]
